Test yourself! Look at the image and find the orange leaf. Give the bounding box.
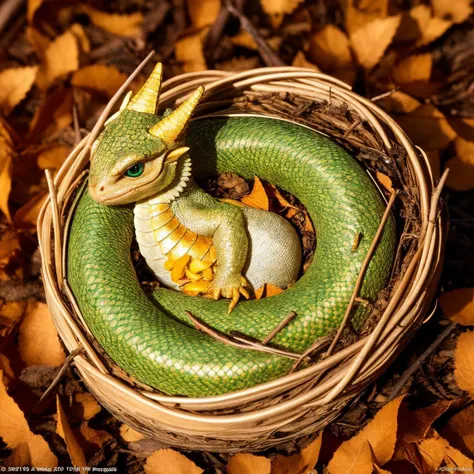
[175,31,207,73]
[187,0,221,28]
[350,15,401,69]
[441,404,474,459]
[0,370,58,468]
[328,396,404,472]
[241,176,270,210]
[79,425,113,450]
[292,51,320,71]
[227,453,271,474]
[328,440,375,474]
[379,91,421,114]
[308,25,352,72]
[120,423,145,442]
[72,65,128,99]
[417,436,447,472]
[376,172,393,193]
[144,449,203,474]
[18,301,66,367]
[260,0,304,28]
[254,283,284,299]
[37,144,71,170]
[0,154,12,223]
[13,192,47,229]
[454,331,474,399]
[0,300,27,327]
[445,137,474,191]
[79,6,143,37]
[57,396,87,468]
[272,433,322,474]
[440,288,474,325]
[27,0,43,23]
[74,393,101,421]
[26,27,50,59]
[0,238,19,260]
[392,54,432,85]
[0,67,38,115]
[432,0,472,24]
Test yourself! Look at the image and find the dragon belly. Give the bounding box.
[134,200,216,291]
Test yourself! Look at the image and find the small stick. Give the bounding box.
[72,102,81,145]
[343,118,363,139]
[0,0,24,34]
[45,170,63,282]
[371,88,400,102]
[289,335,332,373]
[36,346,84,408]
[229,331,299,359]
[386,321,457,403]
[262,311,297,345]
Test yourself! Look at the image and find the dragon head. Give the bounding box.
[88,62,204,206]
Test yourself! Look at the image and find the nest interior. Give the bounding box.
[38,65,446,453]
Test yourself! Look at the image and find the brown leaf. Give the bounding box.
[4,442,31,467]
[0,238,19,260]
[74,392,101,420]
[392,54,432,85]
[328,440,375,474]
[432,0,472,24]
[57,396,87,468]
[241,176,270,210]
[454,331,474,398]
[0,154,13,223]
[37,144,71,170]
[308,25,352,72]
[441,434,474,469]
[445,137,474,191]
[227,453,271,474]
[70,23,90,54]
[36,30,79,90]
[328,396,404,472]
[447,118,474,142]
[13,192,47,229]
[230,31,257,50]
[72,65,128,99]
[345,0,387,35]
[0,300,27,327]
[26,27,50,59]
[144,449,203,474]
[18,301,66,367]
[292,51,320,71]
[440,288,474,326]
[412,5,452,47]
[187,0,220,28]
[376,172,394,193]
[441,405,474,459]
[425,150,441,180]
[350,15,401,69]
[175,31,207,73]
[120,423,145,442]
[79,425,113,451]
[272,433,322,474]
[0,370,58,468]
[260,0,304,28]
[27,0,43,23]
[417,436,447,472]
[379,91,421,115]
[0,67,38,115]
[79,5,143,37]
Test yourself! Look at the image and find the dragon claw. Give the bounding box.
[208,275,250,312]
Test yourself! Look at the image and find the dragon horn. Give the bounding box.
[127,62,162,114]
[148,86,204,144]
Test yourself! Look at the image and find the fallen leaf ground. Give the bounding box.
[1,0,474,473]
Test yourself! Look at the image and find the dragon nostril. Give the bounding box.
[99,186,104,192]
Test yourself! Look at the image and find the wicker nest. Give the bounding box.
[38,63,446,453]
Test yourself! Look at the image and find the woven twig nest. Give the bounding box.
[38,65,446,453]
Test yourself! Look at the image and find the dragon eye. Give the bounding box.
[124,162,144,178]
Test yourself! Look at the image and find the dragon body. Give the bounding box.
[67,64,396,397]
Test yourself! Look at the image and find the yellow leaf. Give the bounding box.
[440,288,474,325]
[345,0,388,34]
[445,137,474,191]
[292,51,320,71]
[144,449,203,474]
[72,64,128,99]
[441,404,474,459]
[272,433,322,474]
[18,301,66,367]
[37,144,71,170]
[74,392,101,420]
[350,15,401,69]
[0,371,58,468]
[328,440,375,474]
[57,396,87,468]
[396,104,457,151]
[241,176,270,210]
[80,5,143,37]
[13,192,47,229]
[392,54,432,85]
[120,423,145,442]
[375,172,393,193]
[328,396,403,473]
[227,453,271,474]
[0,67,38,115]
[308,25,352,71]
[187,0,221,28]
[417,436,446,473]
[0,154,13,222]
[175,31,207,73]
[261,0,304,15]
[432,0,472,24]
[36,30,79,90]
[454,331,474,399]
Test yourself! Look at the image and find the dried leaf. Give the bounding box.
[447,118,474,142]
[417,436,446,472]
[72,65,128,99]
[345,1,385,34]
[409,5,452,47]
[0,300,26,327]
[328,396,403,472]
[0,238,19,261]
[440,288,474,325]
[454,331,474,398]
[0,354,15,386]
[79,6,143,37]
[187,0,220,28]
[396,104,457,151]
[425,150,441,180]
[26,27,50,59]
[392,54,432,85]
[272,433,322,474]
[308,25,352,71]
[227,453,271,474]
[261,0,304,27]
[0,371,58,468]
[376,172,393,192]
[4,442,31,467]
[445,137,474,191]
[27,0,43,23]
[37,144,71,170]
[350,15,401,69]
[432,0,473,24]
[0,154,13,223]
[441,405,474,459]
[0,67,38,115]
[120,424,145,442]
[57,396,87,468]
[18,301,66,367]
[175,31,207,73]
[292,51,320,71]
[328,440,375,474]
[241,176,270,210]
[70,23,90,53]
[230,31,257,49]
[36,30,79,90]
[74,392,101,420]
[78,425,113,450]
[442,436,474,469]
[13,192,47,229]
[144,449,203,474]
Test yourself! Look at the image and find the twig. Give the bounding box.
[229,331,300,358]
[36,346,84,407]
[226,2,286,67]
[184,311,299,359]
[204,4,231,55]
[386,321,457,403]
[0,0,24,34]
[72,103,81,145]
[371,88,400,102]
[289,335,332,373]
[343,118,363,139]
[45,170,63,282]
[262,311,297,344]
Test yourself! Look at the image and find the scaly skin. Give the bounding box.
[67,115,396,397]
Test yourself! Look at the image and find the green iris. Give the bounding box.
[124,162,144,178]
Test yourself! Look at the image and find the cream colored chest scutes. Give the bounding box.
[134,200,217,294]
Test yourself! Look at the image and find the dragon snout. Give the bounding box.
[88,182,107,204]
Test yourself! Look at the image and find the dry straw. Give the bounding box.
[38,59,446,452]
